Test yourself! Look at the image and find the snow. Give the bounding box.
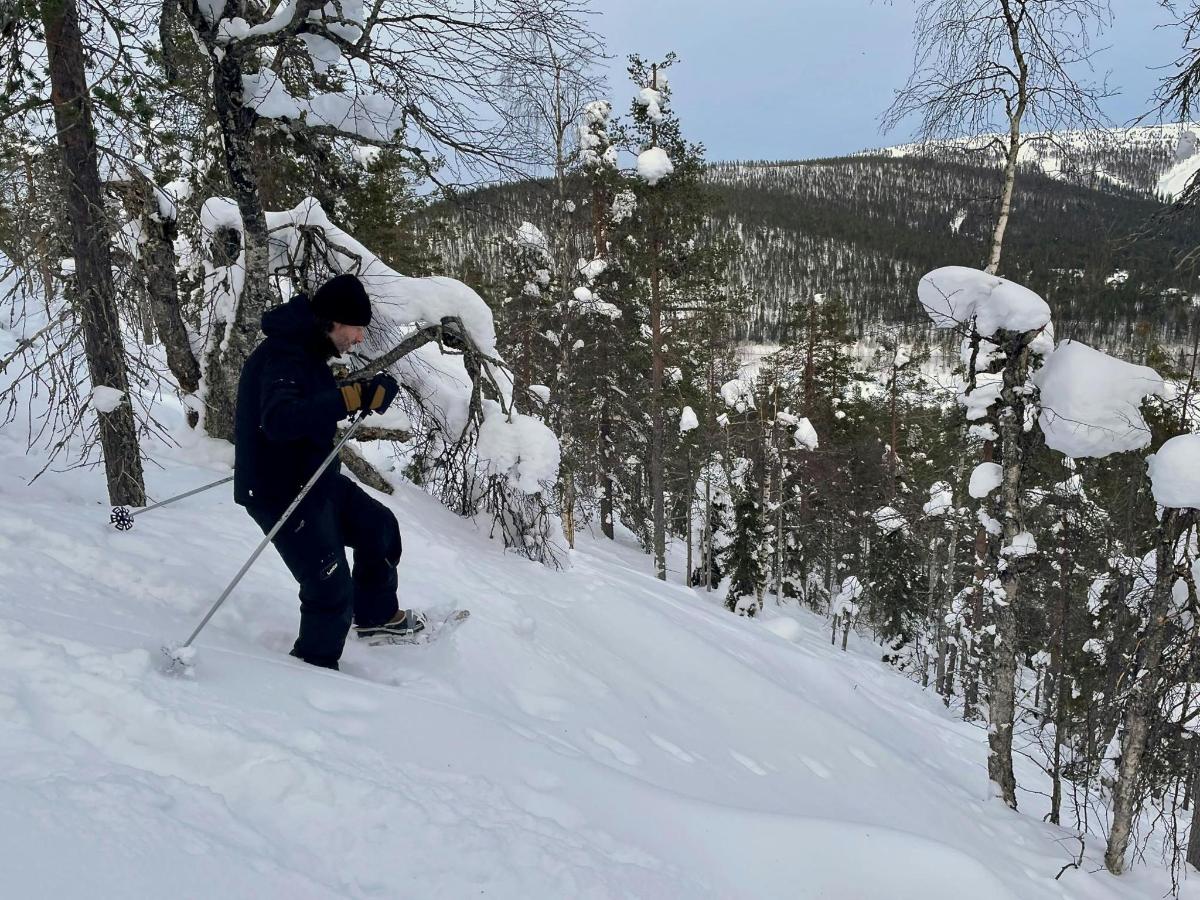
[90,386,125,413]
[872,506,906,534]
[720,377,754,412]
[831,576,864,618]
[793,417,818,451]
[475,404,560,494]
[923,481,954,517]
[636,86,664,123]
[959,374,1002,421]
[969,462,1003,499]
[1147,434,1200,509]
[1159,150,1200,200]
[0,336,1190,897]
[637,147,674,186]
[969,423,999,442]
[679,406,699,433]
[266,198,498,358]
[0,349,1190,900]
[217,2,299,44]
[577,258,608,284]
[1033,340,1166,459]
[516,222,550,255]
[195,0,223,23]
[978,508,1002,536]
[1001,532,1037,558]
[242,71,405,143]
[918,266,1051,338]
[610,190,637,223]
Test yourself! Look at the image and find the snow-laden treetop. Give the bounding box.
[918,266,1051,338]
[1147,434,1200,509]
[1032,340,1165,459]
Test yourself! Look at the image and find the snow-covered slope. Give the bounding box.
[0,402,1194,898]
[868,123,1200,199]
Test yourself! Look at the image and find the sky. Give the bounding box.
[592,0,1189,162]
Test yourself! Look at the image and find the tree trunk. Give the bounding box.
[41,0,146,507]
[180,8,273,440]
[986,331,1034,811]
[986,0,1029,276]
[1106,509,1189,874]
[127,175,201,413]
[943,641,958,706]
[924,537,941,689]
[1188,745,1200,871]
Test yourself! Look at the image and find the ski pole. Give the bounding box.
[111,476,234,531]
[164,413,369,671]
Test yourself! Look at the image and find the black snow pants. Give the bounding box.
[247,474,401,669]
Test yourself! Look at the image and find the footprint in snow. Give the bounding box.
[730,750,767,775]
[586,729,641,765]
[847,746,878,768]
[511,689,570,722]
[305,688,379,714]
[648,733,696,763]
[798,755,832,779]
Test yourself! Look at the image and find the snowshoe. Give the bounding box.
[355,608,427,641]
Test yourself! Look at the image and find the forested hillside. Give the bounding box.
[429,145,1200,352]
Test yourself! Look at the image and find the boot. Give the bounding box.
[355,608,427,640]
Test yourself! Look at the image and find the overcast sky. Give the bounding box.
[591,0,1188,162]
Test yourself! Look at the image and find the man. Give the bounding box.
[234,273,424,670]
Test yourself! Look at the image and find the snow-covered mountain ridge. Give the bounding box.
[861,122,1200,200]
[0,384,1194,897]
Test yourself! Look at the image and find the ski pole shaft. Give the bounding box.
[180,414,368,650]
[137,476,234,517]
[111,476,235,530]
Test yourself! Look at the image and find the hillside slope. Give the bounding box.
[0,390,1196,898]
[431,138,1200,348]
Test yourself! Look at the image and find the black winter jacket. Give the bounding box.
[233,294,351,510]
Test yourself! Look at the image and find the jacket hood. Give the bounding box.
[261,294,335,357]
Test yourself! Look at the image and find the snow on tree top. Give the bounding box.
[476,402,560,494]
[242,71,404,144]
[720,378,755,412]
[1147,434,1200,509]
[516,222,551,257]
[917,266,1051,338]
[872,506,907,534]
[923,482,953,516]
[968,462,1002,499]
[637,87,665,123]
[1032,340,1165,459]
[637,147,674,186]
[679,406,699,433]
[793,418,819,451]
[267,198,499,358]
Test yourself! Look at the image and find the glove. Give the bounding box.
[340,372,399,415]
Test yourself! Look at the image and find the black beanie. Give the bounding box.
[311,274,372,326]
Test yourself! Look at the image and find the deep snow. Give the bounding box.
[0,402,1196,898]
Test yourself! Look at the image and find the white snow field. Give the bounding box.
[0,411,1195,898]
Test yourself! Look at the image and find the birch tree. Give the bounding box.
[882,0,1112,274]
